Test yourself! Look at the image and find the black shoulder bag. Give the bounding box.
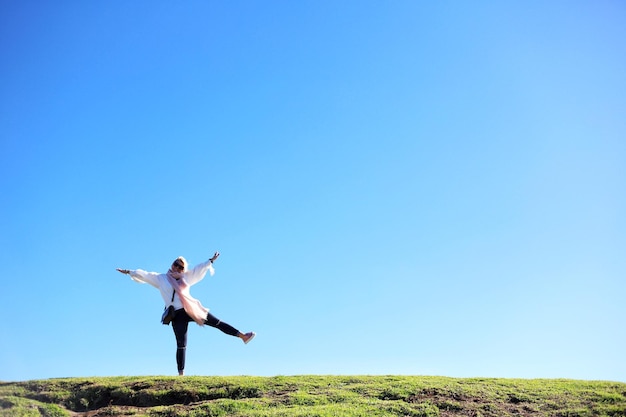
[161,289,176,325]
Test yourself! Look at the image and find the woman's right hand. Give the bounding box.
[116,268,130,275]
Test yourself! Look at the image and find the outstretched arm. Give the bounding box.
[186,251,220,285]
[116,267,160,288]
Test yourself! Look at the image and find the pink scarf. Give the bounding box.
[167,269,209,326]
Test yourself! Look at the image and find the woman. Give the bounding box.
[116,251,255,376]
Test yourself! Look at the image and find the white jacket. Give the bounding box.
[128,259,215,310]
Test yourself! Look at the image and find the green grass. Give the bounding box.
[1,375,625,416]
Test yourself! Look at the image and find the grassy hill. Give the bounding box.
[1,375,625,416]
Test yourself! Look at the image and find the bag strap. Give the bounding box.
[171,289,176,303]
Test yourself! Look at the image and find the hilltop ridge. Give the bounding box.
[1,375,625,416]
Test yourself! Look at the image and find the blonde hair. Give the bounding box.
[174,256,188,270]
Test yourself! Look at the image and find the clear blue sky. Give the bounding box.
[1,1,624,383]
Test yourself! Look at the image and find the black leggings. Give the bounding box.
[171,309,240,372]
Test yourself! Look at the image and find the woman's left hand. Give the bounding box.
[210,251,220,263]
